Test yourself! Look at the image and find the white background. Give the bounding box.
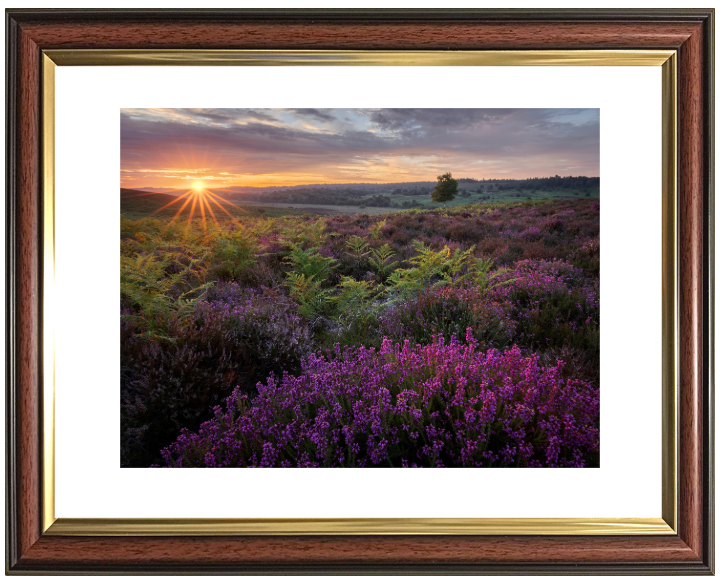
[54,65,660,519]
[0,0,715,560]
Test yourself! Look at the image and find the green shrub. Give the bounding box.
[387,242,474,296]
[209,228,256,280]
[286,245,338,283]
[285,272,334,318]
[120,252,212,338]
[368,244,398,280]
[329,276,383,346]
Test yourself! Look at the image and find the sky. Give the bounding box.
[120,108,599,190]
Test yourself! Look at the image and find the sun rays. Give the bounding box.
[152,184,251,232]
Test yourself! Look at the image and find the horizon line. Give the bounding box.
[122,174,601,191]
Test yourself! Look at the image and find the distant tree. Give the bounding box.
[431,172,458,207]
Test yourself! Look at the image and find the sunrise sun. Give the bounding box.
[191,180,205,192]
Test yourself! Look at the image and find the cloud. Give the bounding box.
[288,108,336,122]
[120,108,599,187]
[121,108,278,126]
[368,108,514,131]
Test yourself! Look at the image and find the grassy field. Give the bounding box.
[225,185,600,216]
[388,185,599,210]
[121,189,337,220]
[123,187,600,220]
[231,199,404,216]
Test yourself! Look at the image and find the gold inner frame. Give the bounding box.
[41,49,677,536]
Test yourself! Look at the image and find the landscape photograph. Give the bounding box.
[120,108,600,468]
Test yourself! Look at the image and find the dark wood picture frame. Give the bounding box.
[6,9,714,574]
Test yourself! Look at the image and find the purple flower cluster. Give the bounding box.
[379,285,516,349]
[512,259,588,285]
[490,259,599,351]
[121,282,315,467]
[197,283,314,368]
[521,226,543,241]
[492,260,596,302]
[499,226,542,241]
[160,330,599,468]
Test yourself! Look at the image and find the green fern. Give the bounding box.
[445,246,476,286]
[247,218,273,238]
[368,244,398,280]
[472,257,516,295]
[368,218,387,239]
[121,252,212,338]
[387,242,447,295]
[210,229,256,279]
[387,242,477,295]
[285,272,333,318]
[286,245,338,283]
[280,219,327,248]
[345,235,370,258]
[330,276,381,340]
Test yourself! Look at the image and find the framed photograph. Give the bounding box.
[6,8,714,574]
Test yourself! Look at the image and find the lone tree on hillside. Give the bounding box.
[431,172,458,207]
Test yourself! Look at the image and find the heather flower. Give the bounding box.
[121,283,313,467]
[379,285,516,349]
[490,259,599,356]
[160,330,599,468]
